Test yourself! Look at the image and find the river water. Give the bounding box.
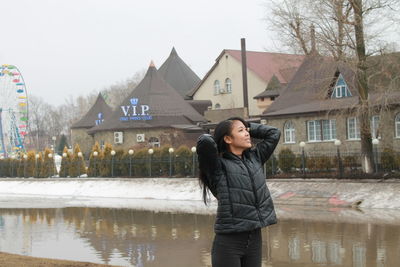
[0,205,399,267]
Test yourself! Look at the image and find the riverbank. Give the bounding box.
[0,252,119,267]
[1,177,400,209]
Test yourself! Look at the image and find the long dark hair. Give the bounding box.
[198,117,248,204]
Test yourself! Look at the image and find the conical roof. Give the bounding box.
[158,47,201,99]
[89,63,206,132]
[71,93,112,129]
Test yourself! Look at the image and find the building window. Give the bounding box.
[307,119,336,142]
[149,137,160,147]
[347,117,360,140]
[331,74,352,99]
[225,78,232,93]
[371,115,380,139]
[215,103,221,109]
[284,121,295,143]
[271,96,276,101]
[214,80,220,95]
[395,113,400,138]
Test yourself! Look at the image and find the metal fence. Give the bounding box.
[0,155,198,178]
[265,150,400,179]
[2,150,400,179]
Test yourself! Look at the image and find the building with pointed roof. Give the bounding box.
[87,62,207,150]
[262,53,400,154]
[187,49,305,119]
[70,93,112,154]
[158,48,201,100]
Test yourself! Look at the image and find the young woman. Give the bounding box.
[196,117,280,267]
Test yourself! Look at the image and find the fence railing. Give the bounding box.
[266,150,400,178]
[1,151,400,179]
[0,156,198,178]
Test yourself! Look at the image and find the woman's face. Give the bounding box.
[224,120,251,155]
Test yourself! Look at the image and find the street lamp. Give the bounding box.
[148,148,154,177]
[62,152,67,177]
[35,154,39,178]
[128,149,134,177]
[334,139,343,178]
[10,155,15,177]
[23,154,28,178]
[191,146,197,177]
[111,150,116,177]
[168,148,174,177]
[77,152,83,177]
[52,136,57,155]
[299,141,306,177]
[93,151,98,177]
[48,153,53,178]
[372,138,379,173]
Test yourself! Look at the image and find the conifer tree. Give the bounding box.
[40,148,56,178]
[175,146,191,177]
[69,144,86,177]
[25,151,36,177]
[100,143,113,177]
[17,156,24,177]
[35,152,43,178]
[88,142,102,177]
[133,147,148,177]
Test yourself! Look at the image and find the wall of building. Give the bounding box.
[92,128,202,153]
[71,128,94,155]
[266,107,400,155]
[193,52,268,116]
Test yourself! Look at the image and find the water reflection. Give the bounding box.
[0,207,399,266]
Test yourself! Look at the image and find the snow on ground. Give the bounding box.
[1,178,400,215]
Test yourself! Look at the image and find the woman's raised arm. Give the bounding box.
[249,123,281,165]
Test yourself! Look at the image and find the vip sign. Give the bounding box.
[120,98,153,121]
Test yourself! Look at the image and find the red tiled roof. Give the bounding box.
[225,50,305,83]
[187,50,305,98]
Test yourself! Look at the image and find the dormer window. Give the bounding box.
[331,74,352,99]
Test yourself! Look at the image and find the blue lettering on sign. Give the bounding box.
[119,115,153,121]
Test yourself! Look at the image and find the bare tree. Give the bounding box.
[266,0,400,173]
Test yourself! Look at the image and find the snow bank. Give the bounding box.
[1,178,400,211]
[0,178,204,201]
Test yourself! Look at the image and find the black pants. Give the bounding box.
[211,228,262,267]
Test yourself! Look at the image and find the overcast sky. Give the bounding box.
[0,0,283,106]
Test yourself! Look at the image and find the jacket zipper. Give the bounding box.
[242,158,263,223]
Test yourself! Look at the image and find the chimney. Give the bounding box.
[241,38,249,117]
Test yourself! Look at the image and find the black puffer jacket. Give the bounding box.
[197,123,281,234]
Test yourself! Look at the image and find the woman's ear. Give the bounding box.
[224,135,232,144]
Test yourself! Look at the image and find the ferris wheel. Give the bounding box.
[0,64,28,157]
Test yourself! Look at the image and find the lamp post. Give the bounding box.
[191,146,197,177]
[23,154,28,178]
[334,139,343,178]
[128,149,134,177]
[10,155,15,177]
[148,148,154,177]
[35,154,39,178]
[62,152,67,177]
[111,150,116,177]
[372,138,379,173]
[299,142,306,177]
[52,136,57,155]
[168,148,174,177]
[48,153,53,177]
[77,152,82,177]
[93,151,98,177]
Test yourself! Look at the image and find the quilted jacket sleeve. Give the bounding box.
[249,123,281,165]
